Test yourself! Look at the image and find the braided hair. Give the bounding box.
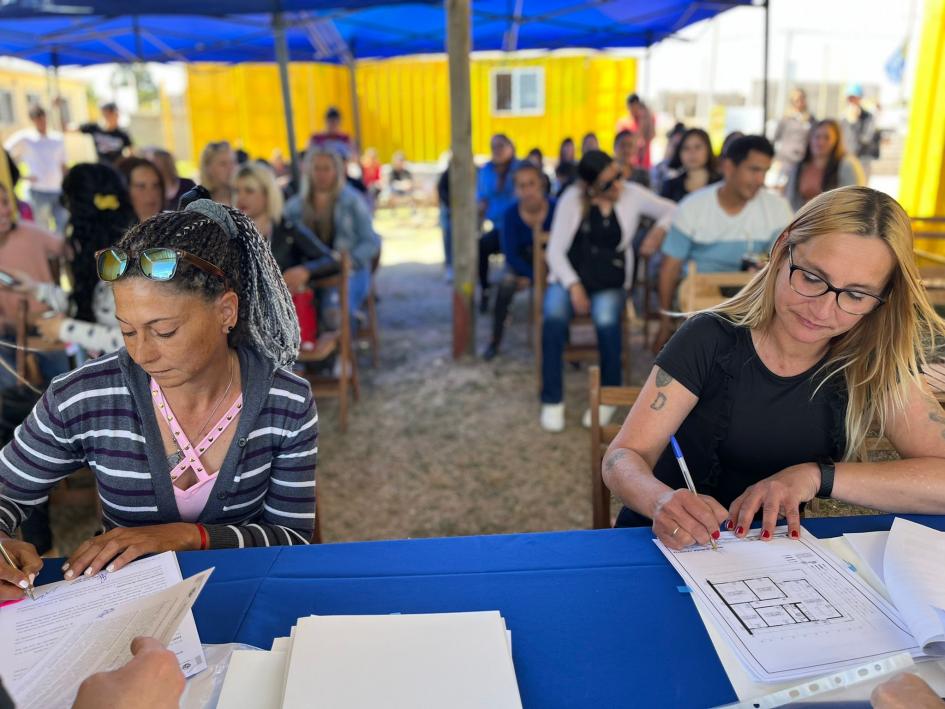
[61,163,136,322]
[113,200,300,366]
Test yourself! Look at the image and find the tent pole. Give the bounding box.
[51,52,64,131]
[345,56,363,153]
[446,0,476,359]
[762,0,770,131]
[273,12,301,187]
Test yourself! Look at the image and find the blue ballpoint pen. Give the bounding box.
[670,435,718,550]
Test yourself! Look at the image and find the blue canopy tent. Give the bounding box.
[0,2,751,65]
[0,0,758,356]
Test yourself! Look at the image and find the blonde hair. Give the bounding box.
[236,162,284,223]
[199,141,234,194]
[713,186,945,461]
[299,147,345,230]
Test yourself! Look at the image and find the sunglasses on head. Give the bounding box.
[95,247,228,285]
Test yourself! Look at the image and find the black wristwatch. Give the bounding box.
[816,458,836,499]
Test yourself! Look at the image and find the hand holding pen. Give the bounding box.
[651,436,728,551]
[0,537,41,601]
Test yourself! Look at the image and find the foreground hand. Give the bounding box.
[282,265,311,293]
[0,537,42,601]
[64,524,200,579]
[727,463,819,541]
[871,673,945,709]
[73,636,185,709]
[652,489,728,550]
[569,283,590,316]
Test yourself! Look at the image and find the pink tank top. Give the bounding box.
[150,378,244,523]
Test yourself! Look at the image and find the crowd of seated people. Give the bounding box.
[0,81,942,709]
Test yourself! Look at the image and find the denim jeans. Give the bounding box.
[29,189,67,234]
[540,283,624,404]
[440,207,452,267]
[316,265,372,331]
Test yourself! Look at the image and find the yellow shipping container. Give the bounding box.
[186,51,637,165]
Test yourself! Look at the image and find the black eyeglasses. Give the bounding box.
[787,245,886,316]
[96,247,228,286]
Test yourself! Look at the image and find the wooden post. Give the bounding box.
[346,58,363,154]
[446,0,476,358]
[273,12,301,188]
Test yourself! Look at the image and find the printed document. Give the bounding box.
[10,566,212,709]
[0,552,207,685]
[656,528,919,682]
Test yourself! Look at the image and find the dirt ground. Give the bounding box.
[50,207,869,554]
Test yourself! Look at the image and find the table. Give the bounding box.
[39,514,945,708]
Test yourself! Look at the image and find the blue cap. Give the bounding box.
[846,83,864,98]
[670,435,683,459]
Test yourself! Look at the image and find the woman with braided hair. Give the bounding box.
[0,199,318,600]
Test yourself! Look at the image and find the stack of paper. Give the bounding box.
[218,611,522,709]
[656,519,945,704]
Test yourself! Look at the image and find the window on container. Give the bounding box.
[57,98,72,126]
[491,68,544,116]
[0,91,14,125]
[494,72,513,113]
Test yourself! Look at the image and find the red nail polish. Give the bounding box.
[762,530,771,539]
[790,529,799,539]
[725,520,734,530]
[735,526,744,535]
[711,530,720,540]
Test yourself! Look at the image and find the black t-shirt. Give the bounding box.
[617,313,844,526]
[79,123,132,164]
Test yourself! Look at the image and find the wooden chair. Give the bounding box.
[588,365,640,529]
[676,261,754,313]
[297,253,360,433]
[533,230,637,392]
[356,279,381,368]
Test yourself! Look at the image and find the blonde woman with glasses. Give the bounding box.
[603,186,945,548]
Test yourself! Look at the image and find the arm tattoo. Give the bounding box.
[603,448,631,476]
[929,410,945,440]
[650,392,667,410]
[655,368,674,388]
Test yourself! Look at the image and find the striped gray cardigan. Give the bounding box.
[0,346,317,548]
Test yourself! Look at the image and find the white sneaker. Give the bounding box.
[540,403,566,432]
[582,404,617,429]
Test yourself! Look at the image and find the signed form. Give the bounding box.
[0,552,207,685]
[656,528,919,682]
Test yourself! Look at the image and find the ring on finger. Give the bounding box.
[671,526,680,537]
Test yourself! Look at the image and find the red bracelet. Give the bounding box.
[195,523,208,551]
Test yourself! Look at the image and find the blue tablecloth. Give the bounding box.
[36,514,945,708]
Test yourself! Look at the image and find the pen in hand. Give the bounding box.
[0,540,36,600]
[670,435,719,550]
